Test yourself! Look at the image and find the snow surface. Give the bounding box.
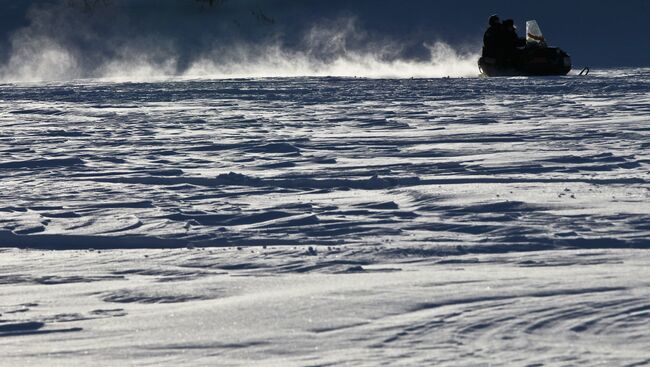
[1,69,650,365]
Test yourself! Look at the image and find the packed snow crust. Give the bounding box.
[1,69,650,365]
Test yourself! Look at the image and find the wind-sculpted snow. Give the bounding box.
[1,70,650,253]
[2,70,650,365]
[1,248,649,366]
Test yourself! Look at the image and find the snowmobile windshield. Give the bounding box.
[526,20,546,45]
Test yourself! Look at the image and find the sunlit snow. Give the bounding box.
[1,69,650,366]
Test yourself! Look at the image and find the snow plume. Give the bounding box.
[0,1,480,82]
[185,19,479,79]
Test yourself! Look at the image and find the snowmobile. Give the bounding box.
[479,20,572,77]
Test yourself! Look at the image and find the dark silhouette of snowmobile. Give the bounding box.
[479,20,572,77]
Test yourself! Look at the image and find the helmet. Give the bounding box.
[489,14,500,27]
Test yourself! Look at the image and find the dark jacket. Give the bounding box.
[503,27,526,51]
[483,24,504,58]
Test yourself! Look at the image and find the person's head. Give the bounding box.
[489,14,501,27]
[503,19,515,30]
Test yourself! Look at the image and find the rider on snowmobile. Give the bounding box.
[502,19,526,66]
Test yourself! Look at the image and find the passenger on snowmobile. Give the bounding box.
[482,15,504,64]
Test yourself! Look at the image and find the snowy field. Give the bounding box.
[1,69,650,365]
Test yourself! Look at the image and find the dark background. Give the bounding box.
[0,0,648,69]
